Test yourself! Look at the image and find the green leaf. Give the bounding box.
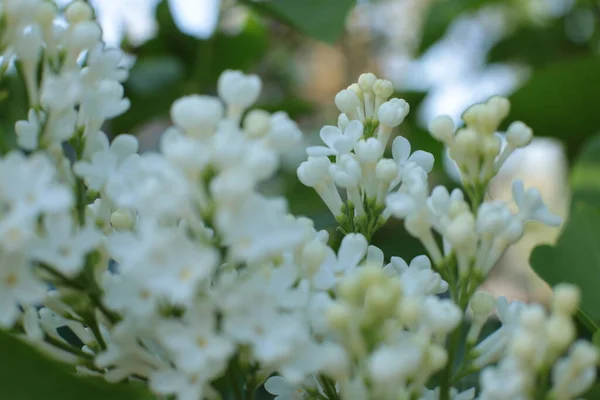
[487,19,590,67]
[530,202,600,321]
[507,56,600,158]
[570,134,600,208]
[0,331,154,400]
[242,0,355,44]
[127,56,186,96]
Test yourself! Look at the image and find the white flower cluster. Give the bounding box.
[471,285,598,400]
[298,73,433,240]
[0,3,597,400]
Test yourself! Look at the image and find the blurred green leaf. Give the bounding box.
[0,331,154,400]
[530,202,600,321]
[507,56,600,158]
[570,134,600,208]
[127,56,186,96]
[242,0,355,44]
[418,0,501,54]
[487,19,590,67]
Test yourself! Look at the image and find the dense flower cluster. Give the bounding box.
[0,2,597,400]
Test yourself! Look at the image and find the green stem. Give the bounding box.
[440,320,462,400]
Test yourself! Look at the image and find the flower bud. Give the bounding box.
[243,109,271,138]
[110,209,134,231]
[375,159,398,184]
[552,283,580,316]
[547,315,575,351]
[427,345,449,372]
[470,291,495,317]
[355,138,383,163]
[335,89,361,116]
[358,73,377,92]
[68,21,102,52]
[302,240,328,276]
[429,115,454,143]
[217,70,262,109]
[378,98,409,128]
[506,121,533,148]
[65,1,94,24]
[326,303,351,330]
[520,305,546,330]
[373,79,394,100]
[170,95,223,137]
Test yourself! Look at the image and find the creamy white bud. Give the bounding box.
[297,157,331,187]
[326,303,351,329]
[373,79,394,100]
[454,129,479,155]
[547,315,575,351]
[488,96,510,121]
[217,70,262,109]
[378,98,409,127]
[68,21,102,52]
[470,291,495,316]
[375,159,398,184]
[302,240,328,276]
[335,89,361,116]
[358,73,377,92]
[65,1,94,24]
[243,109,271,138]
[110,209,134,231]
[170,95,223,136]
[506,121,533,148]
[34,2,57,26]
[427,345,448,372]
[428,115,454,143]
[482,135,501,158]
[355,138,383,163]
[520,305,546,330]
[552,284,580,316]
[398,297,421,326]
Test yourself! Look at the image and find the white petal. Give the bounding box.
[306,145,336,157]
[344,120,364,142]
[409,255,431,271]
[366,245,384,268]
[265,376,292,396]
[408,150,435,173]
[319,125,343,149]
[337,233,368,267]
[392,136,411,164]
[386,192,415,218]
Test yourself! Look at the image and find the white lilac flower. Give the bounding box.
[29,213,101,277]
[312,233,368,290]
[150,368,207,400]
[157,305,234,375]
[0,250,46,327]
[108,221,218,306]
[74,133,139,192]
[307,120,363,158]
[383,255,448,295]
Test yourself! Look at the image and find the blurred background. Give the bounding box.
[6,0,600,303]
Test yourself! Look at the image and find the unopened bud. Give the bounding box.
[110,209,134,231]
[65,1,94,24]
[552,283,580,316]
